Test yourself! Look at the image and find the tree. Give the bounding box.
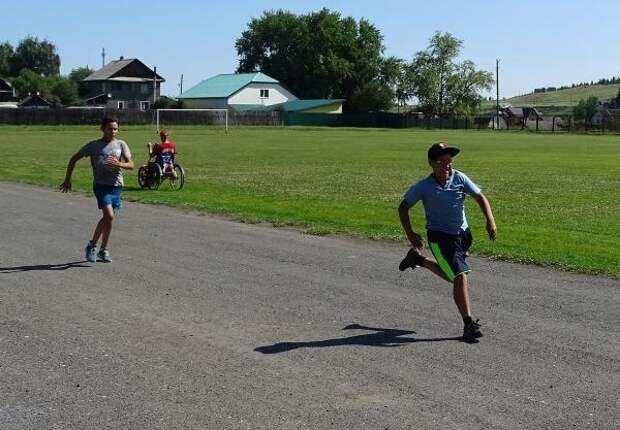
[378,56,416,111]
[12,68,78,106]
[573,96,599,127]
[10,36,60,76]
[446,60,494,116]
[410,32,493,117]
[0,42,13,77]
[11,69,47,96]
[236,8,395,111]
[68,66,93,83]
[49,77,78,106]
[69,66,94,97]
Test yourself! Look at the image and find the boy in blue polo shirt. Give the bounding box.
[398,143,497,343]
[60,117,134,263]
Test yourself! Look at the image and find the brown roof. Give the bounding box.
[84,58,164,82]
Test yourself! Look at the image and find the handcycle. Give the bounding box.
[137,152,185,190]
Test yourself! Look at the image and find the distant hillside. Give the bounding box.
[482,83,620,110]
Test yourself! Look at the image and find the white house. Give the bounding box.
[178,72,297,109]
[177,72,344,113]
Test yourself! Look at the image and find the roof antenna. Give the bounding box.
[102,47,105,67]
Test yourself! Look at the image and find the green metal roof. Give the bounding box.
[178,73,279,99]
[281,99,344,112]
[230,104,276,112]
[229,99,345,112]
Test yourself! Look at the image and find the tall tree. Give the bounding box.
[379,56,415,111]
[236,8,394,111]
[11,36,60,76]
[68,66,93,83]
[0,42,14,77]
[446,60,494,116]
[69,66,94,97]
[49,77,78,106]
[573,96,599,126]
[410,32,493,116]
[12,68,78,106]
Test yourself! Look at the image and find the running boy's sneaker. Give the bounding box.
[398,248,425,271]
[97,249,112,263]
[85,242,97,263]
[463,319,483,343]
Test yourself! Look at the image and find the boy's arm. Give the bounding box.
[398,199,424,250]
[107,143,134,170]
[60,152,83,192]
[473,193,497,241]
[105,156,134,170]
[120,157,134,170]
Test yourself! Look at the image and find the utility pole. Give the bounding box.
[153,66,157,104]
[496,59,500,129]
[101,48,106,67]
[179,74,183,95]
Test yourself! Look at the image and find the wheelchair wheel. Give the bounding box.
[169,163,185,190]
[147,162,163,190]
[137,165,148,188]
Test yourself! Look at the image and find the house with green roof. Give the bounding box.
[178,72,343,113]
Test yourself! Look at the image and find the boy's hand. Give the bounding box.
[104,155,121,168]
[486,221,497,241]
[59,180,71,193]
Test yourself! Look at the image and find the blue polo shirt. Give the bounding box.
[403,169,481,235]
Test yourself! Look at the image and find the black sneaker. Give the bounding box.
[463,319,483,343]
[398,248,425,271]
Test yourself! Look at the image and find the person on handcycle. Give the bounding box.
[147,128,177,177]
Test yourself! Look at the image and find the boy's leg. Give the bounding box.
[421,258,452,282]
[91,205,114,244]
[98,205,115,248]
[453,273,471,319]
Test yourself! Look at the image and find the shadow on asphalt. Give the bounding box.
[255,323,462,354]
[0,261,91,273]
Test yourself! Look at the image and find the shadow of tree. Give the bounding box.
[255,323,462,354]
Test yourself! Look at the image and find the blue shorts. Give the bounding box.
[93,184,122,212]
[427,229,472,281]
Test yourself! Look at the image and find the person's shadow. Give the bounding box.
[0,261,91,273]
[255,323,462,354]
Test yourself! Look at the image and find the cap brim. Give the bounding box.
[431,147,460,159]
[445,147,460,157]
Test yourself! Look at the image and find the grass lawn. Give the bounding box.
[1,124,619,278]
[480,83,620,109]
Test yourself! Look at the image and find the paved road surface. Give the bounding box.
[1,182,618,429]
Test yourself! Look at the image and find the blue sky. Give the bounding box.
[4,0,620,98]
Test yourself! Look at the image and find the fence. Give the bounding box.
[3,108,619,134]
[282,112,471,129]
[0,108,281,127]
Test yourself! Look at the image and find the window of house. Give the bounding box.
[260,89,269,99]
[140,101,150,111]
[141,83,150,94]
[117,101,125,110]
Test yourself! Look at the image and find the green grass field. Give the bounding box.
[1,124,618,277]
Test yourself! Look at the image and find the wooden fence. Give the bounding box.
[0,108,281,126]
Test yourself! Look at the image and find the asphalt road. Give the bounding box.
[1,182,618,429]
